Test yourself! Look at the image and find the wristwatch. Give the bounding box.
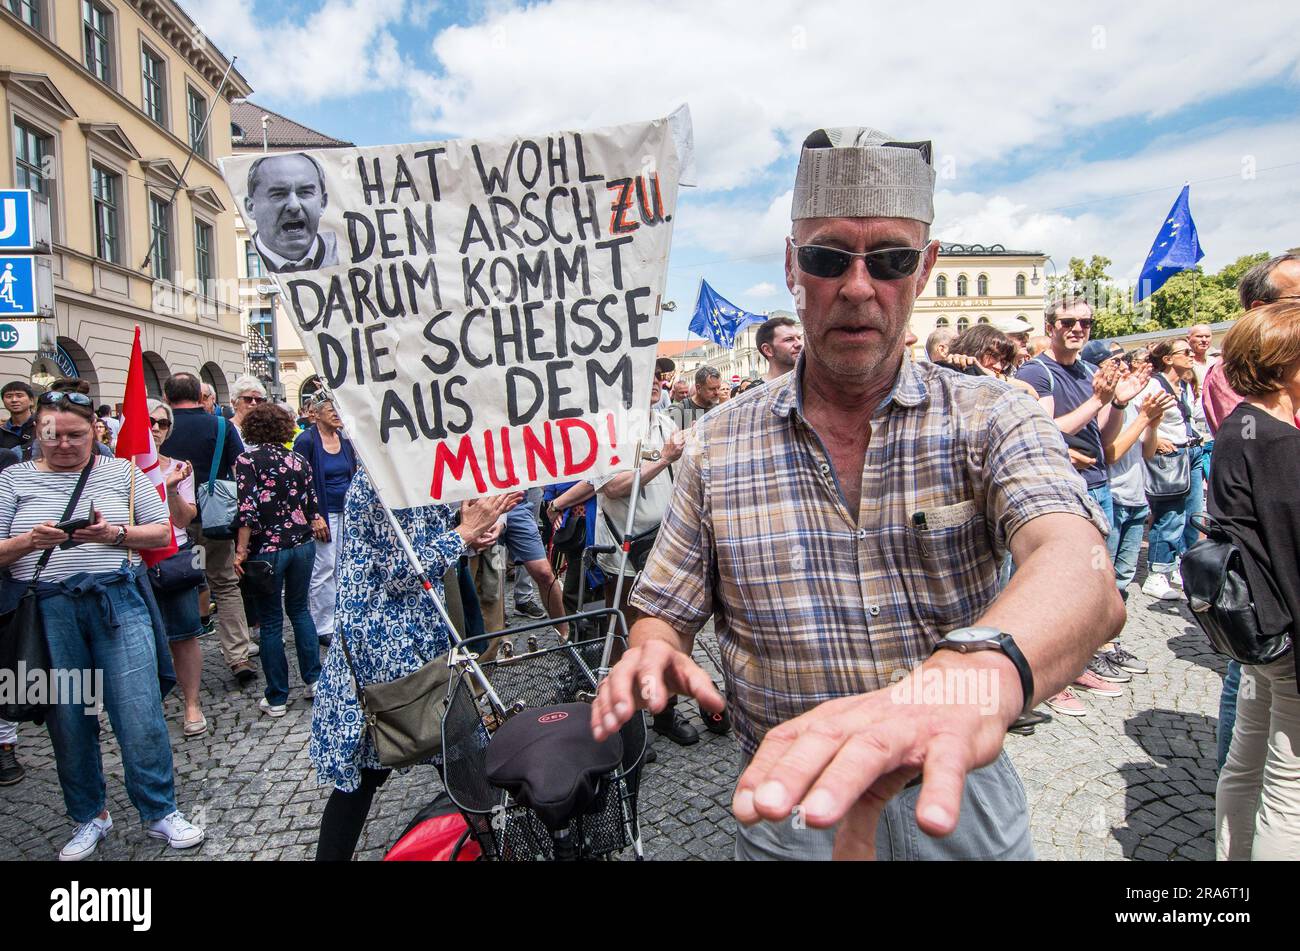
[110,524,128,547]
[931,626,1035,720]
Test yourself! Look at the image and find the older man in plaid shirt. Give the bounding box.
[591,127,1125,860]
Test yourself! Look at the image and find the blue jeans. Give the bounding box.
[39,568,177,824]
[1109,501,1150,598]
[254,542,321,706]
[1087,482,1113,538]
[1182,443,1206,553]
[1218,660,1241,770]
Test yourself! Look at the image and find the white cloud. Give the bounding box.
[934,119,1300,278]
[744,281,781,298]
[404,0,1300,191]
[187,0,410,102]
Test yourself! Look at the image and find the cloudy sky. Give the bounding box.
[191,0,1300,338]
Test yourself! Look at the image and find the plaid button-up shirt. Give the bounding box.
[628,356,1107,756]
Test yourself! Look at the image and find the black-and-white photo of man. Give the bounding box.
[244,152,339,273]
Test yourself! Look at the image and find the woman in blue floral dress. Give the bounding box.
[310,466,518,860]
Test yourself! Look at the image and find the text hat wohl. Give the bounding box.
[791,126,936,224]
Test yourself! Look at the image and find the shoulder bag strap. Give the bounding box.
[29,456,96,587]
[208,415,227,493]
[1153,373,1196,438]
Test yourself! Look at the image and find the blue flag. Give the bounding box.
[1134,184,1204,303]
[689,280,764,349]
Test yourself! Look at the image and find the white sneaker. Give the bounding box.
[305,681,317,700]
[258,697,287,718]
[59,814,112,861]
[1142,572,1184,601]
[147,810,205,849]
[247,641,260,658]
[1170,559,1184,587]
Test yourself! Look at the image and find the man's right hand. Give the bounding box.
[1091,362,1119,403]
[590,639,724,740]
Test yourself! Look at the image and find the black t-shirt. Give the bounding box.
[161,407,244,482]
[1209,403,1300,644]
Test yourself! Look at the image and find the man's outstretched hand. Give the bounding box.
[731,652,1020,859]
[590,639,725,740]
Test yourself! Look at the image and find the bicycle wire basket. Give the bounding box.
[440,635,646,861]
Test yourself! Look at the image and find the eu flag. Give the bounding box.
[1134,184,1204,303]
[688,280,764,349]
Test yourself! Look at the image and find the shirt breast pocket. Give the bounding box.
[907,500,994,628]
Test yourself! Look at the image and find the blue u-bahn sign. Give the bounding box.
[0,190,35,252]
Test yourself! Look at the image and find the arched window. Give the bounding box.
[1015,273,1027,296]
[956,275,968,296]
[978,315,990,324]
[956,315,970,332]
[935,274,948,297]
[935,316,949,328]
[977,274,989,296]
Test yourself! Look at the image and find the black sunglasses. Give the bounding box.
[37,391,93,408]
[1055,317,1094,331]
[150,417,172,430]
[792,243,927,281]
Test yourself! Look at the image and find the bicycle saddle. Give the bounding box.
[484,702,624,831]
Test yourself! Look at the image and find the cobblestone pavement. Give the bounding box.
[0,580,1225,861]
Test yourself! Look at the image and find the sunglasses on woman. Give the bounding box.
[37,390,93,408]
[791,243,928,280]
[238,395,266,405]
[150,417,172,431]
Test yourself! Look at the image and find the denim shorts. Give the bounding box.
[503,503,546,564]
[154,583,202,642]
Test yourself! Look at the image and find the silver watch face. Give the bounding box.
[944,626,1002,644]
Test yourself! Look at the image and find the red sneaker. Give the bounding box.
[1073,669,1123,698]
[1045,688,1087,717]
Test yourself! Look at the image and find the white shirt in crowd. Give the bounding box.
[592,411,679,578]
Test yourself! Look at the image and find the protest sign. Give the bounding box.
[220,111,689,507]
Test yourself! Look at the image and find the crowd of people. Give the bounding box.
[0,121,1297,863]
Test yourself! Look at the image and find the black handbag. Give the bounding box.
[240,558,276,599]
[601,512,659,573]
[1180,515,1291,665]
[148,542,205,593]
[0,458,95,723]
[1144,375,1198,501]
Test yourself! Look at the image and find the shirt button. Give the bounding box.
[868,604,881,617]
[857,528,867,541]
[818,462,831,476]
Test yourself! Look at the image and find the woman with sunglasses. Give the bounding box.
[231,402,322,717]
[1139,339,1204,601]
[229,375,268,440]
[147,399,208,737]
[0,389,204,860]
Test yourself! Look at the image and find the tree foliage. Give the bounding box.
[1046,252,1273,339]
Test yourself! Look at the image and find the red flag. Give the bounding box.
[116,326,178,566]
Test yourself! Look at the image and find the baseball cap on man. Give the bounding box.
[792,127,936,223]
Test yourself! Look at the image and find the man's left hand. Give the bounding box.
[732,651,1019,860]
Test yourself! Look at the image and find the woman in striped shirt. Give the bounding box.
[0,391,204,861]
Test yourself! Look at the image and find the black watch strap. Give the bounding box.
[994,633,1035,720]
